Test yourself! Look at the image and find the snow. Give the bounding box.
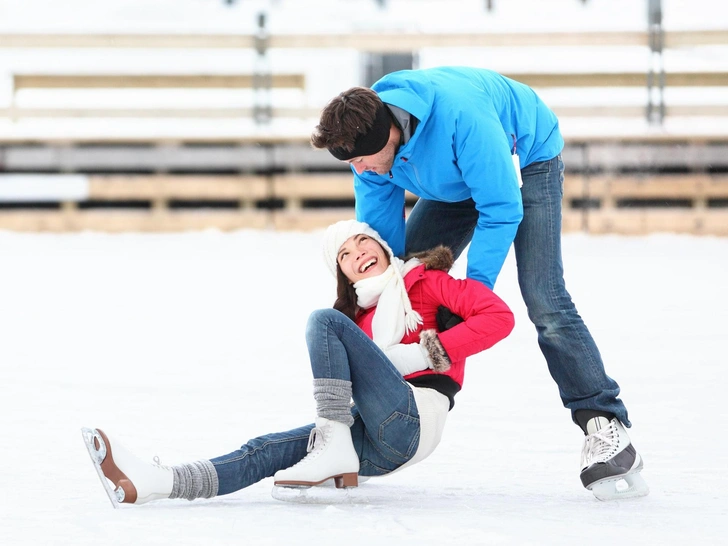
[1,229,727,545]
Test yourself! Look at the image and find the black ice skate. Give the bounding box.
[579,416,649,501]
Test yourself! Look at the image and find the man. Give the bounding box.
[310,66,648,500]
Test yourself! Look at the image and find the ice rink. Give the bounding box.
[1,229,726,545]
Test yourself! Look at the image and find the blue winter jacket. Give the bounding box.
[353,66,564,289]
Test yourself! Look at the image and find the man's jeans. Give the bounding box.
[211,309,420,495]
[405,155,629,427]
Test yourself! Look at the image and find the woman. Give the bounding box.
[82,220,514,507]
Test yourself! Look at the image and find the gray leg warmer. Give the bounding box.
[313,378,354,427]
[170,460,219,501]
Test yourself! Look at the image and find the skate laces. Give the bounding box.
[276,423,332,474]
[152,455,170,470]
[306,424,329,453]
[581,420,619,467]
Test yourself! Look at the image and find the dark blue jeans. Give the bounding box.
[405,155,629,428]
[211,309,421,495]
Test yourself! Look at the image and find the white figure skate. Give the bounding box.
[81,427,173,508]
[273,417,359,490]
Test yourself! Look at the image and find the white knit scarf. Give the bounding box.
[354,257,423,349]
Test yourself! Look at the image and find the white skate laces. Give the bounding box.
[578,417,649,501]
[282,424,327,471]
[287,423,331,469]
[580,418,620,468]
[307,425,325,453]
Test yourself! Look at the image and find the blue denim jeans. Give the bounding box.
[405,155,630,428]
[211,309,421,495]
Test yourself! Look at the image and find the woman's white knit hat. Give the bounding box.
[322,219,423,343]
[322,219,394,276]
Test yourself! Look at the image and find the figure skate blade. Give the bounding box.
[81,427,122,509]
[589,470,649,501]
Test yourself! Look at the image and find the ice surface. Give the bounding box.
[0,229,726,545]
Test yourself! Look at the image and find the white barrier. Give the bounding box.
[0,174,89,201]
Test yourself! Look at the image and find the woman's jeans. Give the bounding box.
[405,155,629,428]
[211,309,420,496]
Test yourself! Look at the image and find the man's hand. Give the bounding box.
[436,305,464,331]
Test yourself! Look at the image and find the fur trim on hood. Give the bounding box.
[406,245,454,272]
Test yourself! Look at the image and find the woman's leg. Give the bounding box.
[219,308,422,493]
[210,424,313,495]
[85,308,422,503]
[304,308,421,473]
[82,427,219,505]
[202,306,426,497]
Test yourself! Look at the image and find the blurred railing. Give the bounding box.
[1,30,727,234]
[1,173,727,236]
[1,30,727,126]
[1,30,726,48]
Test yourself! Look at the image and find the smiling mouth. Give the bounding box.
[359,258,377,273]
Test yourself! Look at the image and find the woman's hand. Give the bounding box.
[384,343,433,376]
[384,332,452,376]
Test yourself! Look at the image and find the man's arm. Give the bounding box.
[454,108,523,289]
[353,171,407,257]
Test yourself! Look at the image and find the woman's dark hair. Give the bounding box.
[311,87,383,153]
[333,265,358,321]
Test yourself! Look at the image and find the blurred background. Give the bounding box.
[0,0,726,235]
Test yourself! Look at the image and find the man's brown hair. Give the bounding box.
[311,87,383,153]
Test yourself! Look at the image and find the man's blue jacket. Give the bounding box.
[353,66,564,289]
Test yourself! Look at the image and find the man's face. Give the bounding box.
[344,126,399,176]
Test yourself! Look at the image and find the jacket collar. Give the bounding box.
[373,70,434,158]
[403,263,427,290]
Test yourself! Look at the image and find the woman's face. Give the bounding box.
[336,234,390,283]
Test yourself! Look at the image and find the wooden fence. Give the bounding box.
[3,70,726,121]
[1,173,726,235]
[0,29,727,234]
[1,30,726,49]
[1,29,727,127]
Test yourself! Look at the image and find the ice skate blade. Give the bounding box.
[274,471,358,489]
[275,476,370,489]
[588,471,649,501]
[81,427,121,509]
[271,484,369,505]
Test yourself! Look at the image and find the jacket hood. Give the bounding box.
[407,245,454,272]
[372,70,435,153]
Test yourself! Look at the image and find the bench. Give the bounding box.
[1,30,726,49]
[6,73,309,120]
[12,74,305,91]
[498,71,728,119]
[501,72,728,88]
[1,173,726,235]
[562,174,728,234]
[0,29,726,235]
